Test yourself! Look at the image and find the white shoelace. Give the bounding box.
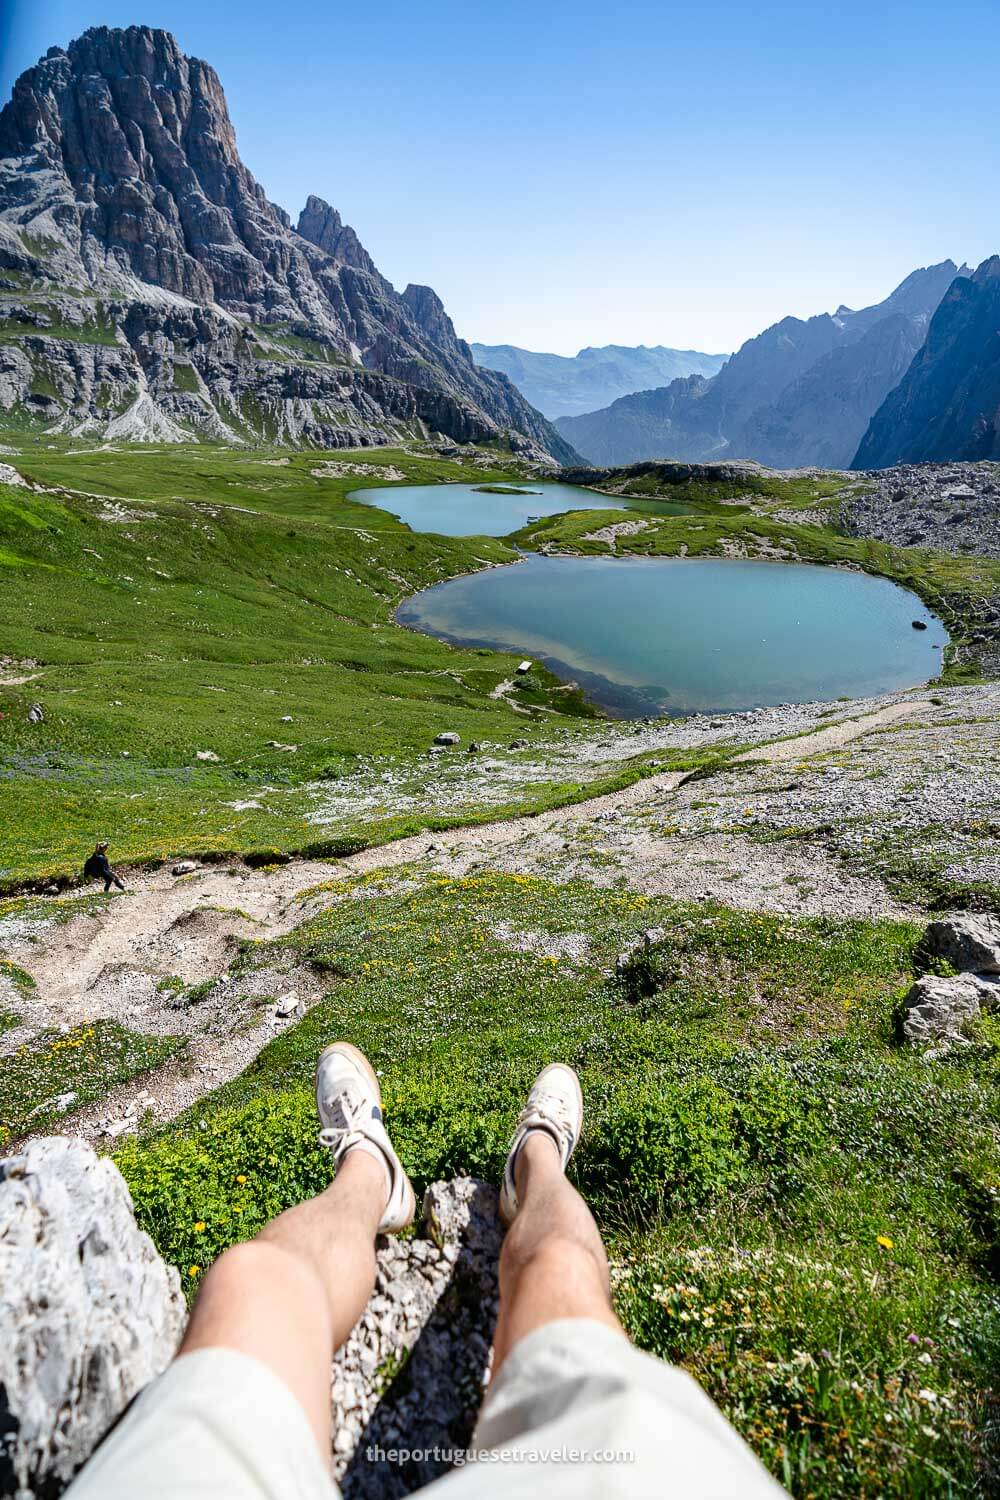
[519,1094,574,1157]
[317,1084,367,1151]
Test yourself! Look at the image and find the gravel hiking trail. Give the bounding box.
[4,698,930,1144]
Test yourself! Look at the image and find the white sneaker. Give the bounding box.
[500,1063,584,1225]
[315,1042,415,1233]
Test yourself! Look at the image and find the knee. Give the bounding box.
[501,1230,607,1289]
[202,1239,277,1292]
[202,1239,318,1303]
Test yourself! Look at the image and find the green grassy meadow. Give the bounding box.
[3,438,1000,1494]
[2,441,994,888]
[0,442,609,886]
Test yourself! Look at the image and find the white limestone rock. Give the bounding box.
[0,1137,184,1497]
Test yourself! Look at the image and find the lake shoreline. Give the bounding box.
[394,553,947,720]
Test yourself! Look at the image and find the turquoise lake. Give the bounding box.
[348,480,634,535]
[396,555,947,717]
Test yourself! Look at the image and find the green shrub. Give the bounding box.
[582,1078,740,1211]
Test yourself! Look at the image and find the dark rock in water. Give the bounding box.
[0,1137,184,1498]
[0,26,577,463]
[911,619,928,630]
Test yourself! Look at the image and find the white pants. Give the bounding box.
[67,1319,784,1498]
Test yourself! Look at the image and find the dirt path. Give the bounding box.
[342,698,931,875]
[5,698,930,1145]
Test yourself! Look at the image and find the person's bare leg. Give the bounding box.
[177,1041,415,1459]
[492,1060,624,1378]
[179,1149,385,1454]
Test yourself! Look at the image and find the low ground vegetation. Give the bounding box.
[111,870,1000,1496]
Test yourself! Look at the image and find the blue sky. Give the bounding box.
[2,0,998,355]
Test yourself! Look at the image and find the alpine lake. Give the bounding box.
[351,482,948,718]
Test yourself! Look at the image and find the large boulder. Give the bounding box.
[0,1138,184,1498]
[899,972,1000,1047]
[920,914,1000,976]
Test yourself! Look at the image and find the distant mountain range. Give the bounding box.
[470,343,728,419]
[855,257,1000,466]
[0,26,576,461]
[555,264,967,469]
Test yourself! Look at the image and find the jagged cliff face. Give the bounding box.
[555,264,963,468]
[0,25,576,459]
[853,258,1000,467]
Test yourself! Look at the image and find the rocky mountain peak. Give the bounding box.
[296,195,377,276]
[401,283,470,360]
[854,253,1000,465]
[0,25,576,460]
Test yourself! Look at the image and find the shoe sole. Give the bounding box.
[315,1041,416,1232]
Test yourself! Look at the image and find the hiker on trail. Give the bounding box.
[83,841,125,893]
[67,1048,782,1499]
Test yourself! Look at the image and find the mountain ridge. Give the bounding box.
[470,341,727,418]
[0,25,576,460]
[853,256,1000,466]
[554,263,965,468]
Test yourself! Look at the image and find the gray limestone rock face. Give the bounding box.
[0,1145,504,1500]
[0,26,577,463]
[0,1137,184,1499]
[899,972,999,1046]
[332,1178,503,1499]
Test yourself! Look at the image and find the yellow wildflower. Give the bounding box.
[188,1265,201,1278]
[236,1174,247,1185]
[194,1221,206,1233]
[877,1234,894,1251]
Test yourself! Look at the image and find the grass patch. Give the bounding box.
[0,1018,185,1145]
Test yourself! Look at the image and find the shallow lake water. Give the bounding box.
[396,555,948,716]
[348,480,635,535]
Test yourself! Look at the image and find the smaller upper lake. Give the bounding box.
[348,481,634,536]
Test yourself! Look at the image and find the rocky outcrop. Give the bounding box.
[0,26,576,461]
[899,972,998,1047]
[919,913,1000,975]
[296,196,379,277]
[840,462,1000,560]
[334,1178,502,1498]
[900,913,1000,1048]
[0,1145,501,1500]
[0,1137,184,1498]
[556,263,963,468]
[559,457,824,492]
[854,257,1000,467]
